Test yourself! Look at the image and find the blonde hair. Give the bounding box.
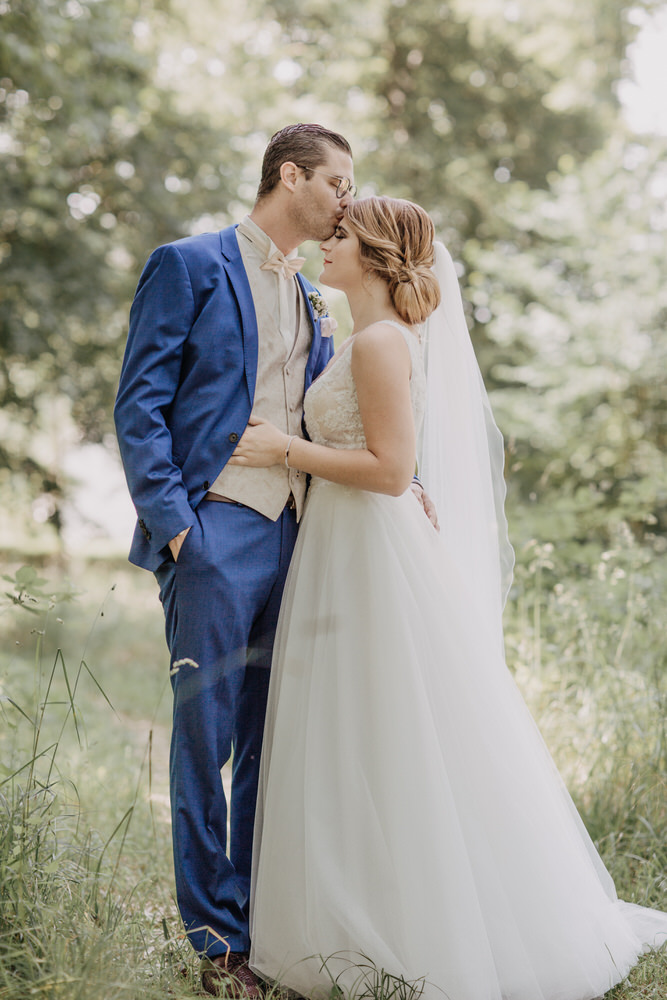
[345,197,441,325]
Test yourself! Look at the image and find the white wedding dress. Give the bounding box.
[249,322,667,1000]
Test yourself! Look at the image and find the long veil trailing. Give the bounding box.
[418,241,515,649]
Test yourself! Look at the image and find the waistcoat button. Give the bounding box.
[228,432,239,444]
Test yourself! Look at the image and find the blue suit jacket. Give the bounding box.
[114,224,334,571]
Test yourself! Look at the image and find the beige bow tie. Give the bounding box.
[260,251,306,280]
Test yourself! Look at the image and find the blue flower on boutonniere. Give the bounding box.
[308,290,338,339]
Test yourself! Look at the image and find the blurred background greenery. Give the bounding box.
[1,0,665,562]
[1,1,667,995]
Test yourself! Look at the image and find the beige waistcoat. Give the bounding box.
[209,229,311,521]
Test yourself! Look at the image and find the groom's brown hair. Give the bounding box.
[256,123,352,201]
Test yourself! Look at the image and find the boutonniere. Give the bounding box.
[308,291,338,338]
[319,316,338,338]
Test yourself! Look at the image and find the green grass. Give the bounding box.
[504,526,667,996]
[0,563,197,999]
[1,528,666,999]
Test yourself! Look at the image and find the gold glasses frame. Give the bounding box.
[295,165,357,199]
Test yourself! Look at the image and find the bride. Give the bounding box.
[228,196,667,1000]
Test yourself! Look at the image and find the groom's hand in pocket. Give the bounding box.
[169,526,191,562]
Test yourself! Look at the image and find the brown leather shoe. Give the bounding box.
[201,952,263,999]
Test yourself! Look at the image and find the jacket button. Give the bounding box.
[228,432,239,444]
[202,481,210,490]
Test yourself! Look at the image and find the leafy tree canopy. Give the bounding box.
[1,0,664,550]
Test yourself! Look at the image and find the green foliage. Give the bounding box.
[318,952,426,1000]
[0,0,237,510]
[2,554,666,997]
[2,563,79,613]
[0,570,200,999]
[467,133,667,538]
[0,0,665,550]
[367,0,623,237]
[503,528,667,997]
[506,525,667,874]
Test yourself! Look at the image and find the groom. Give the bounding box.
[114,124,355,997]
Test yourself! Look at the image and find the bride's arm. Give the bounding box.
[228,323,416,496]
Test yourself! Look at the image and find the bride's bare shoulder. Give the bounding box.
[351,322,412,378]
[352,320,411,354]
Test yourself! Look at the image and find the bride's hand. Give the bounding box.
[410,480,440,531]
[228,416,288,468]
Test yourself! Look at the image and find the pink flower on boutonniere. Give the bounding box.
[308,290,337,338]
[320,316,338,339]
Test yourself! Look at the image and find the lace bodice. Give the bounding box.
[304,321,426,450]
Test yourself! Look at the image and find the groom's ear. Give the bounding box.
[280,161,300,192]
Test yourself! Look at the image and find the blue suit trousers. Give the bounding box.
[155,498,298,956]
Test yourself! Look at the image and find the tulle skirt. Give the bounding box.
[249,480,667,1000]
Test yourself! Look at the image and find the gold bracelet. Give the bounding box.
[285,435,296,468]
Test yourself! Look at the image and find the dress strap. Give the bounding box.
[381,319,422,350]
[382,319,411,335]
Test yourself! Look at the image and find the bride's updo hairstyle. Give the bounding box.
[345,196,441,325]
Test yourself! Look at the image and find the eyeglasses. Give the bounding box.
[295,165,357,199]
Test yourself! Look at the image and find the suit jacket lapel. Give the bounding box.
[219,226,258,395]
[297,273,323,388]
